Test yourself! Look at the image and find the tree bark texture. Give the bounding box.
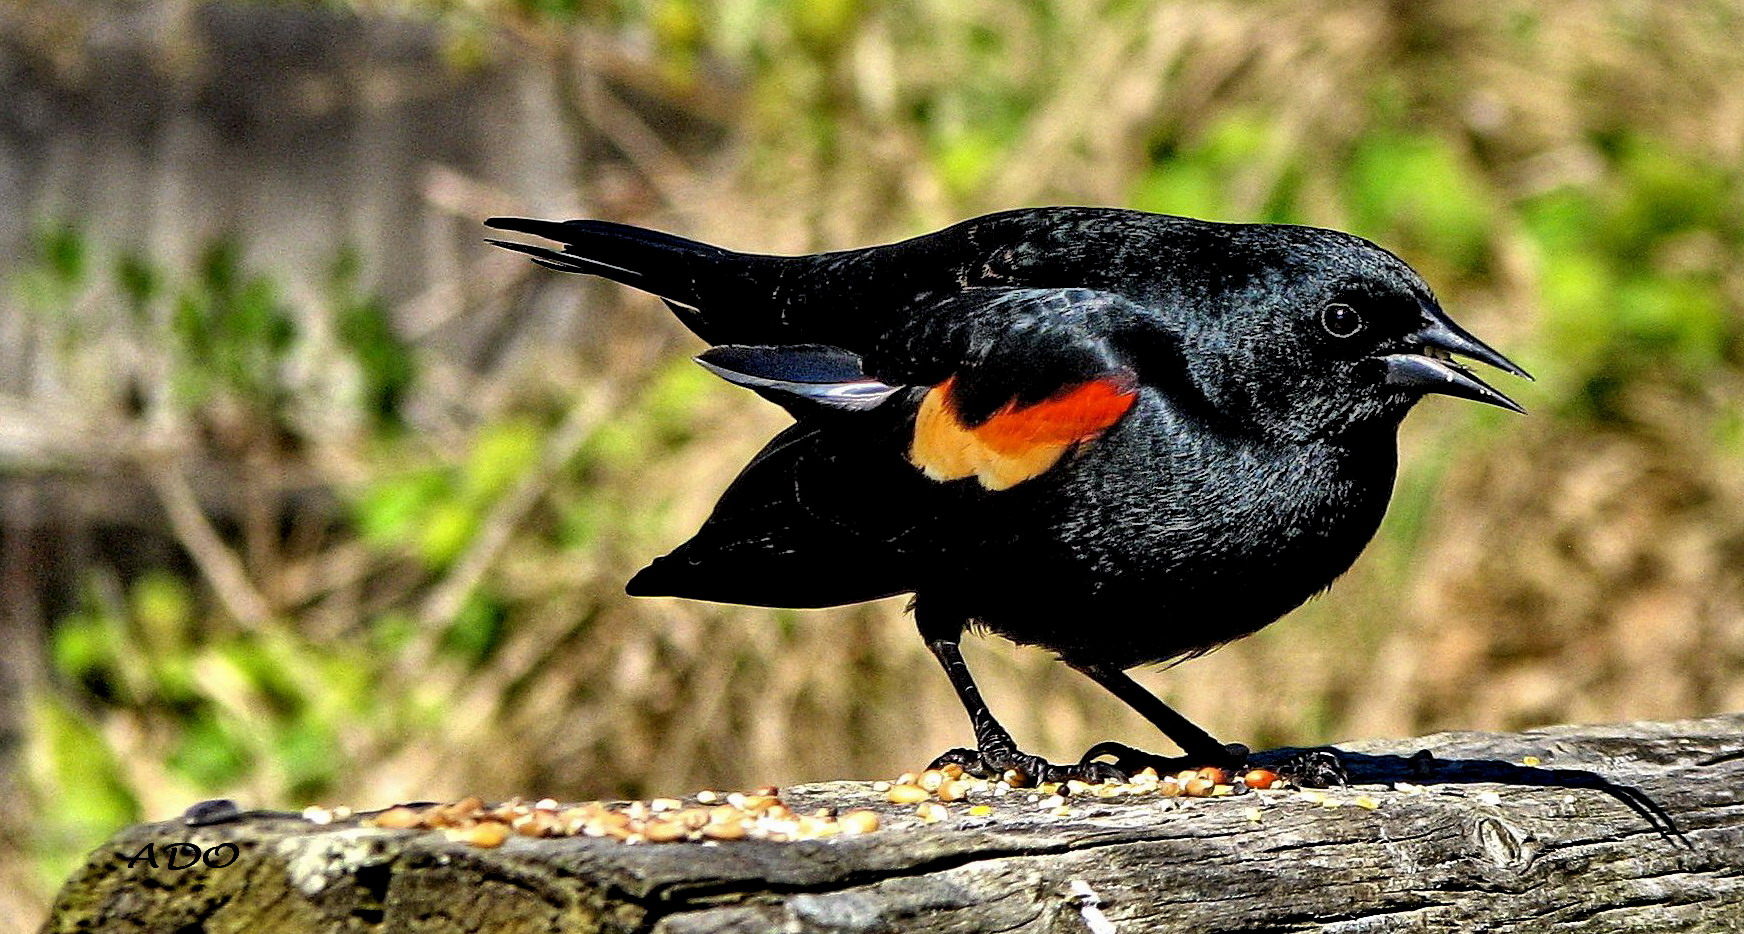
[44,713,1744,933]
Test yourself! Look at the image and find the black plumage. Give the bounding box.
[486,207,1528,784]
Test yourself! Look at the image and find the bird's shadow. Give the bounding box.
[1250,746,1690,848]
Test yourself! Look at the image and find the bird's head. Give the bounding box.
[1166,224,1529,441]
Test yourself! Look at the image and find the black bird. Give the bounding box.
[485,207,1528,785]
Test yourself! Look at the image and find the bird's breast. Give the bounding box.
[945,393,1398,664]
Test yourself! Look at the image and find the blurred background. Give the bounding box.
[4,0,1743,924]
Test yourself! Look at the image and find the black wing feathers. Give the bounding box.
[626,424,925,607]
[696,345,902,414]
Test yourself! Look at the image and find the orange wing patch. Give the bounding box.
[910,375,1138,490]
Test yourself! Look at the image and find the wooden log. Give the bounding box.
[44,713,1744,933]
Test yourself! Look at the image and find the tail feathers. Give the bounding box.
[485,217,734,313]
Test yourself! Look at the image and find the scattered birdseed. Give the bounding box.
[1354,796,1380,810]
[916,802,949,823]
[1244,807,1264,823]
[446,822,508,848]
[1241,769,1281,790]
[968,805,994,817]
[1521,755,1541,767]
[838,810,880,834]
[887,784,931,805]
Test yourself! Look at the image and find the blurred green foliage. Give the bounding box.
[1523,137,1741,418]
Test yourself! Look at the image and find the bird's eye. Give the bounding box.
[1320,303,1363,338]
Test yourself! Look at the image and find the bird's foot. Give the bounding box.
[1074,740,1251,780]
[1273,748,1350,788]
[927,745,1124,787]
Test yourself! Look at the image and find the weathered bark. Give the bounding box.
[44,713,1744,933]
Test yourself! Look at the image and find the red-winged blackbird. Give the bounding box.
[486,207,1528,784]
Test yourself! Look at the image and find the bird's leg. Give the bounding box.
[923,637,1123,786]
[1069,661,1249,775]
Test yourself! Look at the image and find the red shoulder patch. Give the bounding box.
[910,374,1137,490]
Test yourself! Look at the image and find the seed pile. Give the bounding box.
[357,764,1295,849]
[364,789,881,848]
[875,763,1284,821]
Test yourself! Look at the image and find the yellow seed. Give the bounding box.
[1051,805,1072,817]
[701,821,747,841]
[1211,784,1236,797]
[837,810,881,834]
[1355,796,1380,810]
[797,816,837,838]
[887,784,931,805]
[1244,807,1263,823]
[516,811,560,837]
[967,804,993,817]
[371,806,425,829]
[937,780,972,802]
[643,820,688,843]
[678,809,712,830]
[450,822,509,848]
[708,805,740,824]
[1522,756,1541,767]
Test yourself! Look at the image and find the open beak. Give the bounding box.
[1382,304,1530,414]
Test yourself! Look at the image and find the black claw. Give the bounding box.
[1278,748,1350,788]
[927,745,1125,786]
[927,747,995,778]
[1077,740,1251,779]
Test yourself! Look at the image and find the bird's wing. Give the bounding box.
[889,287,1163,491]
